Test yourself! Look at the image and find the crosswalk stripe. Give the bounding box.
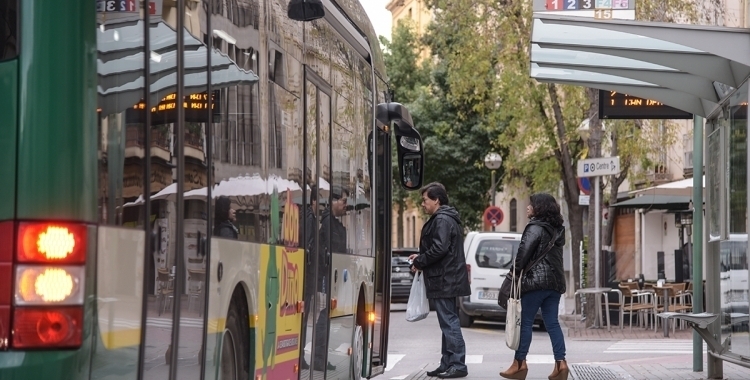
[605,340,707,353]
[465,355,483,364]
[386,354,405,371]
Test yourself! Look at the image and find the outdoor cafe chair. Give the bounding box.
[617,285,655,330]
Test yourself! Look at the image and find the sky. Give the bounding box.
[361,0,393,42]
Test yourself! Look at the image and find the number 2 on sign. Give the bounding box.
[594,9,613,18]
[546,0,563,10]
[566,0,578,9]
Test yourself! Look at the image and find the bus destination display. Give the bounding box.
[599,90,692,119]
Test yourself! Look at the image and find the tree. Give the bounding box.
[421,0,700,325]
[380,21,430,245]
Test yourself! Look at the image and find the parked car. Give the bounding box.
[392,248,419,303]
[458,231,545,329]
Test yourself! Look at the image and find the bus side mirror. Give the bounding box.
[288,0,325,22]
[377,102,424,191]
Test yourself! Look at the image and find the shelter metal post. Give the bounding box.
[692,115,704,372]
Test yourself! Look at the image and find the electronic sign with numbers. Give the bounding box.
[599,90,693,119]
[542,0,634,18]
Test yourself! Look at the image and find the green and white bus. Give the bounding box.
[0,1,424,379]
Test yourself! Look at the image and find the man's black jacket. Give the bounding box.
[413,205,471,299]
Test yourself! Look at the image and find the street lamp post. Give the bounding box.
[484,153,502,231]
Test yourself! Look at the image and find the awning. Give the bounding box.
[98,20,259,116]
[631,175,705,196]
[530,14,750,116]
[611,194,691,211]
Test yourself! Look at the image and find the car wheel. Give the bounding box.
[536,320,546,331]
[351,324,365,379]
[458,308,473,328]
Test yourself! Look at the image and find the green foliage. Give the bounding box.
[380,21,430,105]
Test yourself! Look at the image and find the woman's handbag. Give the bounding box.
[497,229,561,310]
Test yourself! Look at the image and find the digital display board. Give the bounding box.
[125,91,220,124]
[599,90,693,119]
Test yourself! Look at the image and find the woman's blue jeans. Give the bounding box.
[514,289,566,361]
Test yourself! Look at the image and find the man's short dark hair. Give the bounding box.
[420,182,449,205]
[332,185,350,200]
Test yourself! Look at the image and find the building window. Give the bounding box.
[510,198,517,232]
[408,7,413,19]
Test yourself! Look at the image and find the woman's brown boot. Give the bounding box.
[499,359,528,380]
[548,360,569,380]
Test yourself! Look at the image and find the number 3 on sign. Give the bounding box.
[594,9,613,18]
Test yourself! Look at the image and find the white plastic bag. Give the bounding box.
[406,271,429,322]
[505,269,522,350]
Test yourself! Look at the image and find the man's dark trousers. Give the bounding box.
[432,298,468,372]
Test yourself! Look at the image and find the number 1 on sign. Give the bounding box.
[546,0,563,10]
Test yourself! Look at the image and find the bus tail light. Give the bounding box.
[9,221,88,349]
[15,266,84,305]
[17,223,87,264]
[12,307,83,348]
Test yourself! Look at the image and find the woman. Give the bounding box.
[214,196,238,239]
[500,193,568,380]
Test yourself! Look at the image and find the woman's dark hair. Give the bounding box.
[420,182,449,205]
[529,193,563,228]
[215,196,232,222]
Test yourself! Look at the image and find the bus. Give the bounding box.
[0,1,424,379]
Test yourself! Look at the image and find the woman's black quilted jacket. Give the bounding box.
[512,219,566,296]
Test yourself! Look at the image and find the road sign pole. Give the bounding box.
[594,175,601,289]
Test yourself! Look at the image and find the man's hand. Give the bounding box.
[408,253,419,272]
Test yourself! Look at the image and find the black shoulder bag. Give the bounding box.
[497,229,561,309]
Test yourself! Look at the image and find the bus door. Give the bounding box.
[135,7,211,380]
[301,67,333,379]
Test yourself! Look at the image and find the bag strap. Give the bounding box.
[521,229,561,273]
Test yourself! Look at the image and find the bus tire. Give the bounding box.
[351,323,364,380]
[223,304,250,380]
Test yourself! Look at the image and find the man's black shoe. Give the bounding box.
[426,367,446,377]
[436,367,468,379]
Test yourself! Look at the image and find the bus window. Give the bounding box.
[0,0,18,60]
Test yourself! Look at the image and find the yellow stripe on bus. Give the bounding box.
[101,329,141,350]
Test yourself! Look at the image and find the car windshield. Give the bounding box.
[475,239,519,269]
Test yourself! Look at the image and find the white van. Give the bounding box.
[458,231,544,329]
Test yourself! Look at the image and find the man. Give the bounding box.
[409,182,471,379]
[320,185,349,254]
[299,186,336,372]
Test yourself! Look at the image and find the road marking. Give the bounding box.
[389,376,408,380]
[465,355,483,364]
[386,354,405,371]
[526,354,555,363]
[605,340,707,354]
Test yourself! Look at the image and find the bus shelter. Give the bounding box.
[530,13,750,378]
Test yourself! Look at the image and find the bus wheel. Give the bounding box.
[222,305,249,380]
[351,324,364,379]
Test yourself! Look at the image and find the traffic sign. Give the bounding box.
[577,156,621,177]
[577,177,591,195]
[483,206,504,226]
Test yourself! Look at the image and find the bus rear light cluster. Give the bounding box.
[12,307,83,348]
[1,221,88,350]
[17,223,87,264]
[15,266,84,305]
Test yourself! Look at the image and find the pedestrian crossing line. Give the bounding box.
[385,354,405,371]
[605,340,707,354]
[465,355,483,364]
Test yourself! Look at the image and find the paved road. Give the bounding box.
[384,303,750,380]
